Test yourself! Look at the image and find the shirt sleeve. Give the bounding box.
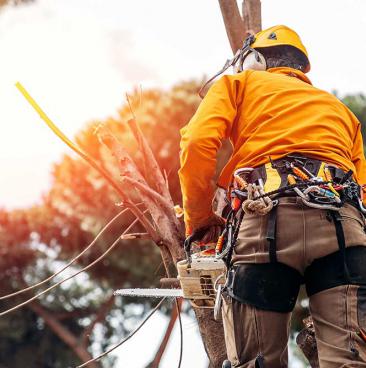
[351,123,366,202]
[178,74,243,232]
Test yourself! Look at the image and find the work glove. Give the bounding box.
[190,214,226,244]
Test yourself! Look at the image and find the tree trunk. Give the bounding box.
[219,0,262,54]
[242,0,262,34]
[195,308,227,367]
[218,0,246,53]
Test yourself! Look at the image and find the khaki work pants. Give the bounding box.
[222,197,366,368]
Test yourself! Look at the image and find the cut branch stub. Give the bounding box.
[121,176,174,215]
[97,126,146,185]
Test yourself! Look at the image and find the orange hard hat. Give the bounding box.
[251,25,310,72]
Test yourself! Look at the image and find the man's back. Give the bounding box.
[216,67,364,188]
[179,67,366,227]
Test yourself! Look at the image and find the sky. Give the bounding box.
[1,0,366,209]
[1,0,364,366]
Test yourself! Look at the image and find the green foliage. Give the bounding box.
[341,93,366,147]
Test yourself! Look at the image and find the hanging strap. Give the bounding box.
[225,209,245,268]
[266,206,278,263]
[255,354,265,368]
[329,210,351,283]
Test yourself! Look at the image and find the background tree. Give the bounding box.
[1,1,366,367]
[0,80,201,367]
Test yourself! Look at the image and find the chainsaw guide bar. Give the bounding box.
[115,254,226,308]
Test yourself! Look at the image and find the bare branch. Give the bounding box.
[218,0,246,54]
[121,176,174,213]
[97,125,184,259]
[120,232,150,240]
[54,308,97,320]
[157,242,175,278]
[242,0,262,34]
[96,126,160,239]
[127,118,173,204]
[97,125,146,185]
[125,201,159,242]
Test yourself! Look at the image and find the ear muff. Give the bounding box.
[241,50,266,71]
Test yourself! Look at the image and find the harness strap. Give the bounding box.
[266,206,278,263]
[329,210,351,283]
[255,354,265,368]
[225,209,245,268]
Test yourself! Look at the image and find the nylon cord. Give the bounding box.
[176,298,183,368]
[15,82,156,238]
[15,82,125,199]
[0,208,131,300]
[0,215,143,317]
[76,297,167,368]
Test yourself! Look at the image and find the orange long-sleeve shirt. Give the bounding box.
[179,67,366,230]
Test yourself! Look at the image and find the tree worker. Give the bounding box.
[178,25,366,368]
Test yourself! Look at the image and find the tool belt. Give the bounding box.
[237,154,362,208]
[215,154,366,267]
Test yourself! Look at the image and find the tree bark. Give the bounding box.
[219,0,262,55]
[195,308,227,367]
[296,317,319,368]
[218,0,246,53]
[242,0,262,34]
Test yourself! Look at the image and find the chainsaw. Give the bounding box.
[115,232,226,318]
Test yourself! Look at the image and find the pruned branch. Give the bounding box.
[127,118,173,204]
[97,125,146,185]
[218,0,262,55]
[120,232,150,240]
[96,126,160,240]
[218,0,246,53]
[98,129,182,271]
[242,0,262,33]
[121,176,174,213]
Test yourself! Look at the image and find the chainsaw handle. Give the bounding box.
[184,226,210,264]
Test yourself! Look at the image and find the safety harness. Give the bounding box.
[216,154,366,267]
[212,155,366,319]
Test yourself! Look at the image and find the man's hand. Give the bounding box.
[191,214,226,244]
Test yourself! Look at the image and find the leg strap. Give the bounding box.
[266,206,278,263]
[226,263,303,313]
[255,355,265,368]
[305,246,366,296]
[329,210,351,282]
